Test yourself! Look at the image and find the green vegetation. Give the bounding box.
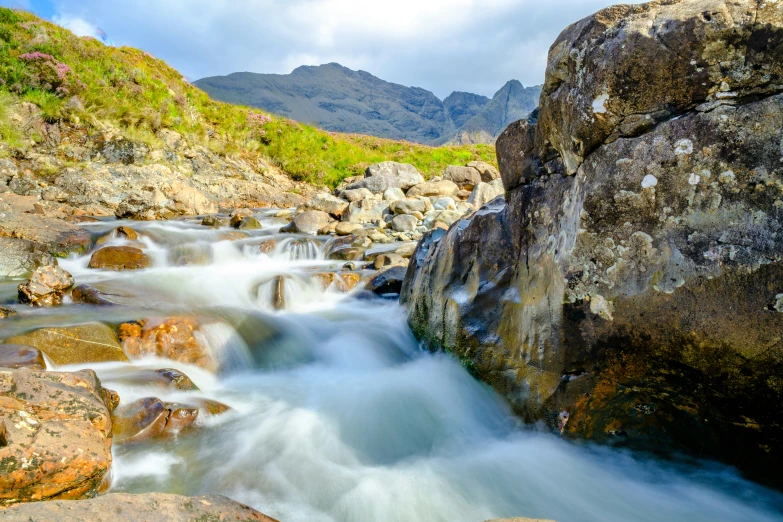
[0,8,496,187]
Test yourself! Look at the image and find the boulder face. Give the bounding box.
[402,0,783,487]
[0,369,116,506]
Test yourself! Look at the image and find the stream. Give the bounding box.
[1,211,783,522]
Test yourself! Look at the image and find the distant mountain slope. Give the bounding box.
[452,81,542,145]
[194,64,540,145]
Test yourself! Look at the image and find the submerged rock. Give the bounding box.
[402,0,783,487]
[0,492,279,521]
[0,369,115,506]
[4,323,129,365]
[0,344,45,369]
[88,246,151,270]
[17,265,74,307]
[112,397,198,443]
[0,306,16,318]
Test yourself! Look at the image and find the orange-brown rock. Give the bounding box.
[0,492,279,521]
[119,318,217,372]
[88,246,150,270]
[0,344,45,370]
[0,369,115,506]
[312,272,362,293]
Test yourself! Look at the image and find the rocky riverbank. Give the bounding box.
[402,0,783,488]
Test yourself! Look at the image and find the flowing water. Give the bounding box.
[2,211,783,522]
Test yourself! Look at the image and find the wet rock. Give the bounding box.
[346,162,424,193]
[272,275,286,310]
[484,518,556,522]
[402,0,783,487]
[0,369,115,506]
[88,246,151,270]
[0,306,16,319]
[394,242,418,258]
[17,265,74,307]
[392,214,418,232]
[111,397,169,443]
[280,210,331,235]
[0,344,45,369]
[0,492,279,521]
[237,216,263,230]
[302,193,349,218]
[229,208,254,228]
[168,243,213,266]
[190,398,232,416]
[406,180,459,198]
[119,317,217,372]
[327,235,372,261]
[367,266,407,295]
[443,165,481,190]
[201,214,226,227]
[4,323,128,365]
[467,160,501,182]
[71,284,117,306]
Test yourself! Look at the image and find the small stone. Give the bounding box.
[336,222,364,236]
[237,216,263,230]
[373,253,406,270]
[392,214,418,232]
[229,208,254,228]
[0,306,16,318]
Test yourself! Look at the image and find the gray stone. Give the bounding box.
[392,214,418,232]
[281,210,332,235]
[406,180,459,198]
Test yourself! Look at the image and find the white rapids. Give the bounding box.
[1,211,782,522]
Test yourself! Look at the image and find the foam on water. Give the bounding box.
[9,218,783,521]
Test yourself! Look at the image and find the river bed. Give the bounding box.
[1,213,782,522]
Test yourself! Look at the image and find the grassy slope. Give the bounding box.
[0,8,496,188]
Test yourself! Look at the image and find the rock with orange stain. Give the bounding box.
[119,317,217,372]
[0,369,116,507]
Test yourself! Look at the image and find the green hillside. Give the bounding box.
[0,8,496,187]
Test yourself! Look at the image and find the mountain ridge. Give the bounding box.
[194,64,541,146]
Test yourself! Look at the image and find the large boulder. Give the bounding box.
[0,369,116,506]
[0,492,279,521]
[17,265,74,307]
[346,162,424,193]
[4,323,129,365]
[402,0,783,488]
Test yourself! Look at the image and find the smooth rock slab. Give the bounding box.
[88,246,151,270]
[0,369,115,506]
[0,492,279,521]
[4,323,129,365]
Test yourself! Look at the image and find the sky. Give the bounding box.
[0,0,640,99]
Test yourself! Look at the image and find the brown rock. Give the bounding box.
[71,284,117,306]
[0,492,279,521]
[88,246,150,270]
[467,160,501,182]
[119,318,217,372]
[110,368,199,391]
[17,265,74,307]
[219,231,249,241]
[443,165,482,190]
[406,180,460,198]
[272,275,286,310]
[4,323,129,365]
[374,253,406,270]
[0,369,115,506]
[0,306,15,319]
[112,397,200,443]
[0,344,45,370]
[280,210,332,235]
[229,208,254,228]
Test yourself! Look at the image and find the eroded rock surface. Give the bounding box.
[0,369,115,506]
[402,0,783,486]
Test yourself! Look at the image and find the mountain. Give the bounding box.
[0,11,495,189]
[194,64,541,146]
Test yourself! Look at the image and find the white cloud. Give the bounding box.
[51,13,101,39]
[47,0,642,99]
